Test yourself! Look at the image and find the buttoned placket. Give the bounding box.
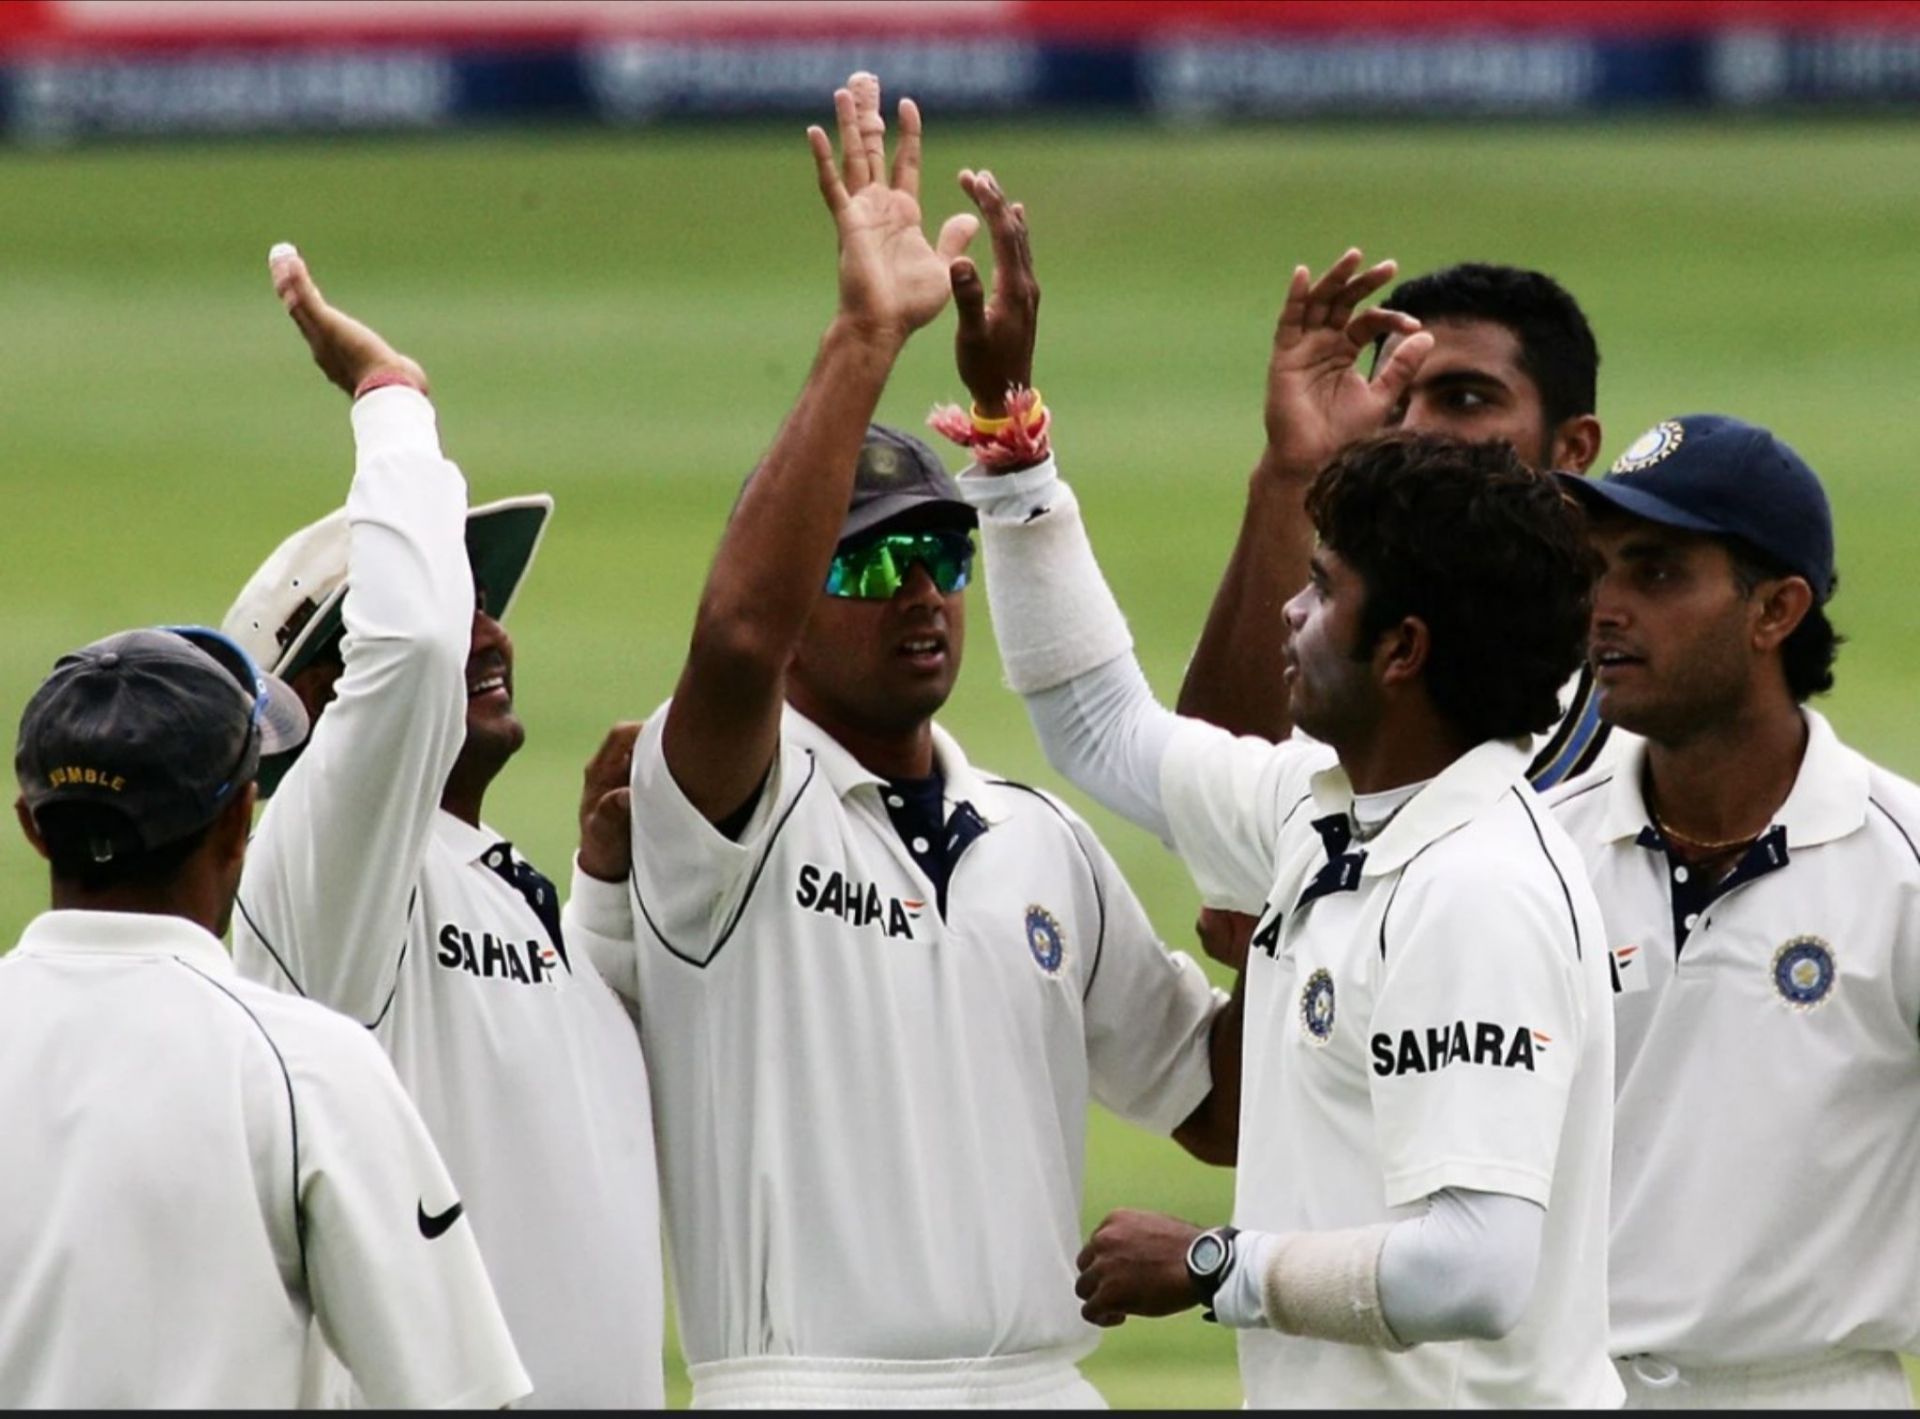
[1635,823,1790,960]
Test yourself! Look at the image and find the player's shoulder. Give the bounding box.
[217,974,396,1076]
[1861,757,1920,873]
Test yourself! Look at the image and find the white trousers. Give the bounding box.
[1616,1350,1913,1409]
[689,1346,1106,1410]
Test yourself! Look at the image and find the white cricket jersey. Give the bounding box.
[232,387,663,1408]
[1160,723,1621,1409]
[0,910,528,1410]
[1549,709,1920,1366]
[612,703,1223,1370]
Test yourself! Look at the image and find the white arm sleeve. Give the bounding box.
[234,387,473,1025]
[961,457,1179,839]
[1215,1187,1544,1346]
[563,859,638,1007]
[1377,1188,1544,1344]
[1023,656,1180,843]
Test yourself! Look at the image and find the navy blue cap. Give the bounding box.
[15,628,307,862]
[1555,414,1835,602]
[839,424,977,544]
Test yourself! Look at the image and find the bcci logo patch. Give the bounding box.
[1299,967,1336,1044]
[1772,935,1836,1010]
[1025,906,1065,974]
[860,443,904,481]
[1612,420,1686,473]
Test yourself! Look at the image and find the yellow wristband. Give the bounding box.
[971,389,1044,434]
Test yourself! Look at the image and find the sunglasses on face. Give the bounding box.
[824,530,975,600]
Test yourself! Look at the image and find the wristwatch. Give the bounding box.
[1185,1224,1240,1322]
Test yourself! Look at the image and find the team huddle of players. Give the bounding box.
[5,71,1918,1412]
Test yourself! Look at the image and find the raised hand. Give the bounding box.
[267,242,427,398]
[951,168,1038,418]
[1262,248,1433,479]
[578,721,641,884]
[805,72,977,345]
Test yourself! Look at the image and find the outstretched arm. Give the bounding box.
[660,73,977,824]
[234,247,473,1025]
[1176,250,1432,740]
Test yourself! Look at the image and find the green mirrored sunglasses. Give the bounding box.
[825,529,975,600]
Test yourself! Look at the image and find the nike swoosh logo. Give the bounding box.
[417,1199,465,1240]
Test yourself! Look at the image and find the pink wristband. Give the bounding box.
[353,369,425,400]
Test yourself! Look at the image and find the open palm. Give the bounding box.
[807,73,976,340]
[1264,248,1433,475]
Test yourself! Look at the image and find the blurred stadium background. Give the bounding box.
[4,0,1918,1407]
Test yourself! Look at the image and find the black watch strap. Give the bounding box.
[1186,1224,1241,1322]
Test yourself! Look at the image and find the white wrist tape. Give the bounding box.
[960,458,1134,695]
[1261,1224,1409,1352]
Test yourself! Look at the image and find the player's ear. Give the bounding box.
[1751,574,1813,655]
[211,783,258,874]
[16,796,51,862]
[1375,615,1431,689]
[1549,415,1603,475]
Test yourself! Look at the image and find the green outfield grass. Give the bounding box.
[2,117,1917,1408]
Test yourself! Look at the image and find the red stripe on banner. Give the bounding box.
[7,0,1920,56]
[1014,0,1920,36]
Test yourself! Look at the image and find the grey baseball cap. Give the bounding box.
[839,425,977,544]
[16,627,308,861]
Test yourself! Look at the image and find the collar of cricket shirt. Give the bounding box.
[1596,706,1868,850]
[13,908,234,975]
[784,706,1012,826]
[1308,738,1534,879]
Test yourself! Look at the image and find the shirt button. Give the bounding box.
[911,836,930,854]
[1673,865,1689,883]
[887,794,905,808]
[1684,912,1700,930]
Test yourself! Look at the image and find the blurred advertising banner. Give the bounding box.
[5,0,1920,142]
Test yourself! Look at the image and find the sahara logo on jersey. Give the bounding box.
[436,924,566,985]
[1370,1020,1550,1077]
[795,864,924,940]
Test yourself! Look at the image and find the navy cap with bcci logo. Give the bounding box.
[1556,414,1836,601]
[839,424,978,544]
[15,627,309,861]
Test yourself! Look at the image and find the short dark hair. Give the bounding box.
[1729,543,1843,701]
[1382,263,1600,430]
[34,801,214,893]
[1307,433,1595,744]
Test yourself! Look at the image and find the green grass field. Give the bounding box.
[3,117,1917,1407]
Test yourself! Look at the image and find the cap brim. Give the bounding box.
[840,494,978,544]
[258,673,310,756]
[467,494,553,622]
[1553,472,1729,536]
[258,494,552,800]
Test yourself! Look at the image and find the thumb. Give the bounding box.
[950,257,986,329]
[1369,328,1434,408]
[588,787,633,837]
[934,211,980,263]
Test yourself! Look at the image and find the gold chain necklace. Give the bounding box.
[1650,808,1762,856]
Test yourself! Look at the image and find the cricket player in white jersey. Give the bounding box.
[1181,254,1623,974]
[222,247,664,1407]
[3,627,528,1410]
[1549,415,1920,1408]
[569,74,1233,1408]
[962,263,1621,1399]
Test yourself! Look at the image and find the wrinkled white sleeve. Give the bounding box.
[627,702,807,970]
[292,1011,529,1410]
[234,388,473,1027]
[1060,804,1226,1134]
[564,861,637,1007]
[962,457,1325,913]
